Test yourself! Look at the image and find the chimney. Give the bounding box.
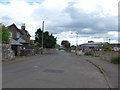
[21,23,25,30]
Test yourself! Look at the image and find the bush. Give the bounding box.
[30,40,34,45]
[33,46,41,50]
[84,52,94,56]
[111,56,120,64]
[59,48,65,50]
[104,46,112,51]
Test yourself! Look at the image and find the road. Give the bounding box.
[3,50,109,88]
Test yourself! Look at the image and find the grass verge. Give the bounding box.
[111,56,120,64]
[86,59,105,73]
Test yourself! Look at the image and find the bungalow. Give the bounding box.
[80,41,120,51]
[8,24,31,56]
[109,43,120,51]
[80,41,108,50]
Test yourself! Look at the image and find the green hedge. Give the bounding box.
[111,56,120,64]
[84,52,94,56]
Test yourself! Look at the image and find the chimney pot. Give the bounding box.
[21,23,25,30]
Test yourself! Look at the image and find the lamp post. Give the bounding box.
[41,21,44,54]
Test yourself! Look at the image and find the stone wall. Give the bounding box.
[94,51,118,62]
[0,44,2,62]
[20,49,42,56]
[2,44,15,61]
[17,46,22,56]
[75,49,119,62]
[44,48,56,54]
[20,48,56,56]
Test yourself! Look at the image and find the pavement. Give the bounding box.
[81,56,119,89]
[2,50,118,88]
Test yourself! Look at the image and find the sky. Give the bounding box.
[0,0,119,45]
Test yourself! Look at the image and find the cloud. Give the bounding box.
[0,0,119,44]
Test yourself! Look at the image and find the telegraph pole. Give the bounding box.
[41,21,44,54]
[109,38,111,44]
[76,33,78,55]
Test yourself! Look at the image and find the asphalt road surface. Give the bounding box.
[3,50,109,88]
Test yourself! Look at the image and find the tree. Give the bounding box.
[35,28,56,48]
[0,24,10,44]
[71,45,76,50]
[101,42,112,51]
[61,40,70,48]
[104,46,112,51]
[35,28,43,47]
[30,40,34,45]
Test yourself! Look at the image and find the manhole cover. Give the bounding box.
[43,69,64,74]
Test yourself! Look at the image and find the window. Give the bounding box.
[17,32,20,38]
[10,32,12,38]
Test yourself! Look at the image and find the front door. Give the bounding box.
[11,45,18,56]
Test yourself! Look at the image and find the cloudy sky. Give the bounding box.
[0,0,119,45]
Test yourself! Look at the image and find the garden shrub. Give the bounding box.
[34,46,40,50]
[84,52,94,56]
[104,46,112,51]
[111,56,120,64]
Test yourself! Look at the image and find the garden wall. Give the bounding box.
[76,49,119,62]
[20,48,56,56]
[2,44,15,61]
[95,51,119,62]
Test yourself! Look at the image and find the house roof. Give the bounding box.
[20,29,31,37]
[109,43,120,47]
[10,38,22,45]
[81,42,103,45]
[16,38,26,43]
[8,23,31,37]
[8,24,23,35]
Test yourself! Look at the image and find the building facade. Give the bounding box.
[8,24,31,56]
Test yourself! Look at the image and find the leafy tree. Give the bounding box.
[71,45,76,50]
[35,28,56,48]
[0,24,10,44]
[55,44,60,49]
[104,46,112,51]
[30,40,34,45]
[35,28,43,47]
[61,40,70,48]
[101,42,112,51]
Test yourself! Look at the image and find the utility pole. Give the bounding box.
[76,33,78,55]
[109,38,111,44]
[41,21,44,54]
[71,32,79,55]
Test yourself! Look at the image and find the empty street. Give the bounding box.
[3,50,110,88]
